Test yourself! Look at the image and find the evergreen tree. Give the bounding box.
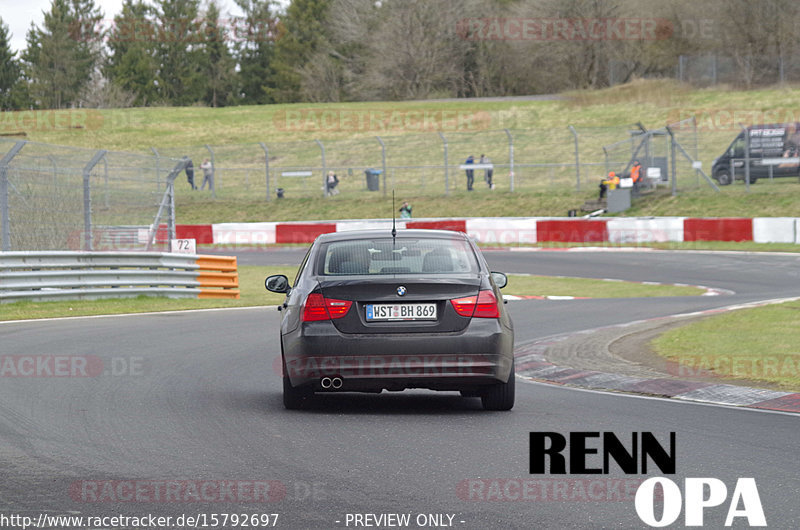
[234,0,278,104]
[200,1,236,107]
[106,0,159,106]
[0,18,20,110]
[153,0,203,105]
[22,0,103,108]
[269,0,331,103]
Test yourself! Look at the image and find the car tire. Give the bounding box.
[480,360,515,411]
[715,171,732,186]
[283,360,313,410]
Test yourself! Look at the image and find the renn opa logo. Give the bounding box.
[529,432,766,527]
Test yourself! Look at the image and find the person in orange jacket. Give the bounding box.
[630,160,642,183]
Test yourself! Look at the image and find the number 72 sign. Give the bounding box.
[170,238,196,254]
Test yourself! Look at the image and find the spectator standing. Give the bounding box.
[599,178,608,199]
[326,171,340,196]
[480,154,494,189]
[464,155,475,191]
[184,156,196,190]
[630,160,642,195]
[199,158,214,191]
[399,201,412,219]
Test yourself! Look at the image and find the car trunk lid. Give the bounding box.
[318,276,482,333]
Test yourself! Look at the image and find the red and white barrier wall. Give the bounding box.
[177,217,800,245]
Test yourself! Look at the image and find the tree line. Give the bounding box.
[1,0,799,111]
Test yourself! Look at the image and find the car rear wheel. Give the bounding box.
[283,359,313,410]
[480,360,515,411]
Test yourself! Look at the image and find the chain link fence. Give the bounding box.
[0,138,182,252]
[153,127,637,202]
[3,117,787,251]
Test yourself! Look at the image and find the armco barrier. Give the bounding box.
[177,216,800,246]
[0,252,238,303]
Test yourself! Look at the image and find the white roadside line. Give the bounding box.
[0,305,272,325]
[515,376,800,418]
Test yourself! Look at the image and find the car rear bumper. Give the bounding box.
[282,319,513,391]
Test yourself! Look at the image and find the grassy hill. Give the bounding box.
[4,79,800,221]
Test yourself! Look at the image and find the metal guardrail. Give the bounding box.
[0,252,239,303]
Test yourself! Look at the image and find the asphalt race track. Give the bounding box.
[2,249,799,529]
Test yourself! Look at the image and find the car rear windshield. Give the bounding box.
[318,238,479,276]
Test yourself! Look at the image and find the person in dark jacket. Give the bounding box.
[184,156,196,190]
[464,155,475,190]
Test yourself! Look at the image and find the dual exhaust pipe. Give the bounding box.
[320,376,343,390]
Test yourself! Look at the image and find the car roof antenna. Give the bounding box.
[391,189,397,241]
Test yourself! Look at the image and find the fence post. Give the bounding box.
[438,132,449,195]
[376,136,387,197]
[102,154,109,209]
[48,155,57,194]
[83,150,108,251]
[0,141,26,251]
[259,142,270,201]
[205,144,216,198]
[740,124,750,192]
[692,116,700,184]
[151,147,160,192]
[602,147,610,176]
[315,139,326,197]
[568,125,580,192]
[504,129,515,192]
[666,128,677,197]
[148,159,189,251]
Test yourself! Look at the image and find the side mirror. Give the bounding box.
[491,271,508,289]
[265,274,290,294]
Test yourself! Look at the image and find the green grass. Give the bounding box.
[0,267,703,321]
[506,274,703,298]
[5,79,800,220]
[652,300,800,390]
[170,180,800,222]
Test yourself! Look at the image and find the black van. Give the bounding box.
[711,123,800,185]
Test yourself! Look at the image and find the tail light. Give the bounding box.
[302,293,353,322]
[450,290,500,318]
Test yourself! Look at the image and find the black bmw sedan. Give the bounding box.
[265,229,515,410]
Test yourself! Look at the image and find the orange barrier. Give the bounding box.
[196,255,239,299]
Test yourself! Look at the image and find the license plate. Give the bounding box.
[366,303,437,321]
